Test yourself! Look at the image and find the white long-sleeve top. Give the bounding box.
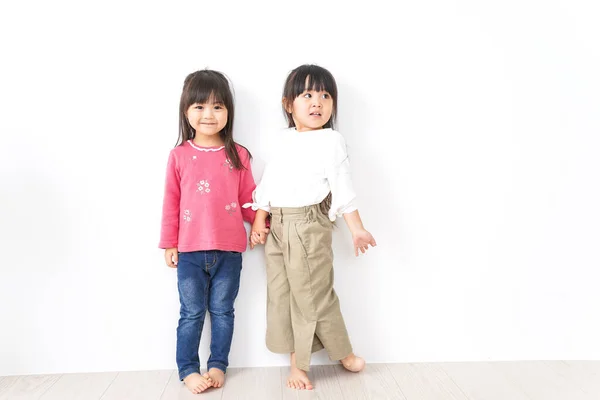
[245,128,357,221]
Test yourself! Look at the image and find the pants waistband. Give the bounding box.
[270,204,321,221]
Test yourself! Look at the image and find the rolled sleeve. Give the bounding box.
[326,133,357,221]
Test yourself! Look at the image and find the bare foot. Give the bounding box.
[287,352,313,390]
[183,372,213,394]
[341,353,365,372]
[207,368,225,388]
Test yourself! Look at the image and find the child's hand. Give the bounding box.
[249,228,270,249]
[352,229,377,256]
[164,248,178,268]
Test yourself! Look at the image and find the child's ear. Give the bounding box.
[282,98,292,113]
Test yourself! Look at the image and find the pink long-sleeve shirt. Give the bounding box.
[159,140,256,253]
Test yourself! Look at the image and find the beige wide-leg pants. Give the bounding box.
[265,204,352,371]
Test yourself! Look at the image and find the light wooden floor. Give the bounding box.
[1,361,599,400]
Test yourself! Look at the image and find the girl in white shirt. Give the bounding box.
[246,64,377,390]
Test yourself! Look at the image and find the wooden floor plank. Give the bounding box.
[0,376,22,397]
[334,363,407,400]
[220,367,281,400]
[99,370,171,400]
[546,360,600,397]
[493,360,592,400]
[441,362,530,400]
[310,365,344,400]
[4,361,600,400]
[563,361,600,397]
[40,372,118,400]
[0,374,61,400]
[387,363,469,400]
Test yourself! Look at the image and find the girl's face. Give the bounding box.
[287,85,333,132]
[186,101,228,142]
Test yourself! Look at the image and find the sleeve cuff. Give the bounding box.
[328,202,357,222]
[242,202,271,212]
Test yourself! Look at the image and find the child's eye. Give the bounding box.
[321,93,330,99]
[214,105,224,110]
[303,93,312,99]
[195,105,204,110]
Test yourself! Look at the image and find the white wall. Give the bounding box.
[1,0,599,376]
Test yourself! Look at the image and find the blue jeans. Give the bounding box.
[176,250,242,380]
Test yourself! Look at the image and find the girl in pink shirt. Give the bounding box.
[159,69,258,394]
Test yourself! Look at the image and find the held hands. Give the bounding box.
[352,229,377,257]
[249,227,270,249]
[164,248,178,268]
[249,209,270,249]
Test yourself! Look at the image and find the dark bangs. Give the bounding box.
[181,70,233,111]
[282,64,338,129]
